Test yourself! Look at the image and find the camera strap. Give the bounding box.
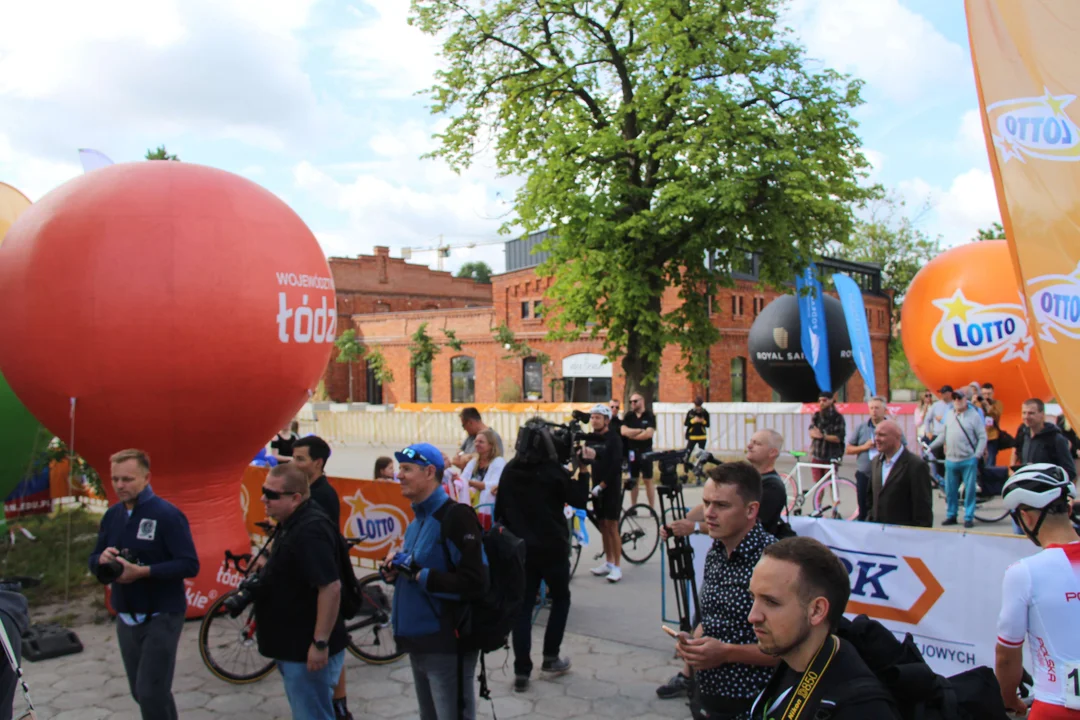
[771,634,838,720]
[0,612,34,719]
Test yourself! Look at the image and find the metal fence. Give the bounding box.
[311,403,920,457]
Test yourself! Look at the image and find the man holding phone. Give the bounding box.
[655,463,778,719]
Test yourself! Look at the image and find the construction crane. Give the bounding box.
[400,235,506,271]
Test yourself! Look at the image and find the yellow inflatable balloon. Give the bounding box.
[0,182,31,249]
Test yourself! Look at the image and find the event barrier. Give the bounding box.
[311,402,921,456]
[690,518,1036,676]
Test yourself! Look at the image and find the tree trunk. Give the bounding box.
[621,331,656,407]
[347,365,354,403]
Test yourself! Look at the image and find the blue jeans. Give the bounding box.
[944,457,979,522]
[410,650,480,720]
[277,651,345,720]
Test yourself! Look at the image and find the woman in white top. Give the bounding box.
[462,428,506,530]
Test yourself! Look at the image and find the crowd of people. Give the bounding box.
[74,390,1078,720]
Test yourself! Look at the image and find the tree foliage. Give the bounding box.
[456,261,493,284]
[973,221,1004,241]
[146,145,179,161]
[493,323,550,365]
[411,0,875,402]
[442,328,465,352]
[362,345,395,386]
[409,322,441,386]
[334,329,365,402]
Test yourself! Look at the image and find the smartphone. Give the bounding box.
[661,625,679,638]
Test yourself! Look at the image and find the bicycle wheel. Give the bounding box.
[620,504,660,564]
[346,573,405,664]
[783,473,799,512]
[812,478,859,520]
[974,491,1010,523]
[199,591,275,684]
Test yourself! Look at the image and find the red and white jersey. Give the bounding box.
[997,542,1080,710]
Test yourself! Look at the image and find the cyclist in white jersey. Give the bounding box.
[996,464,1080,720]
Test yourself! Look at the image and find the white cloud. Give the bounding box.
[898,168,1000,246]
[956,108,991,161]
[330,0,443,99]
[785,0,967,105]
[0,134,81,200]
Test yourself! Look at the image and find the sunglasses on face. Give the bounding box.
[399,447,435,467]
[261,486,299,500]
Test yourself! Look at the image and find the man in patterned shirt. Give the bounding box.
[809,392,846,485]
[662,462,779,719]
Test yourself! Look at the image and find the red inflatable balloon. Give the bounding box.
[0,163,335,616]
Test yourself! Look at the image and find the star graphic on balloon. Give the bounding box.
[1042,88,1075,117]
[1002,334,1034,363]
[932,289,976,323]
[993,133,1025,164]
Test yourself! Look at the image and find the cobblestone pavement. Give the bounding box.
[23,620,694,720]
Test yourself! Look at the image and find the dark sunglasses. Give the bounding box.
[399,447,435,467]
[261,486,299,500]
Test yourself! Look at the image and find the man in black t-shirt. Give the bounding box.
[580,405,625,582]
[747,538,900,720]
[621,392,657,511]
[291,434,352,720]
[255,464,349,719]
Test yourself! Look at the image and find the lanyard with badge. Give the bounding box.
[764,635,838,720]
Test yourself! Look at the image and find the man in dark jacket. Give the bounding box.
[88,449,199,720]
[748,538,901,720]
[867,421,933,528]
[684,397,710,475]
[496,418,590,691]
[0,590,29,720]
[1013,399,1077,479]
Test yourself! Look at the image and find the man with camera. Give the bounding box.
[88,449,199,720]
[384,443,487,720]
[254,463,348,719]
[578,404,625,582]
[496,418,591,691]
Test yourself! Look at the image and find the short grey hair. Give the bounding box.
[759,428,784,452]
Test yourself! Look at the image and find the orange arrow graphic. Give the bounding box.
[846,557,944,625]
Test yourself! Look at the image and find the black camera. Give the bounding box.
[95,548,140,585]
[222,574,263,618]
[642,449,689,488]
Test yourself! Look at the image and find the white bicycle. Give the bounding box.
[782,451,859,520]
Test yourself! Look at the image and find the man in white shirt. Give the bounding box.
[868,421,934,527]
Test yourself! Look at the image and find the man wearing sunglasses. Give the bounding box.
[254,464,348,720]
[384,443,487,720]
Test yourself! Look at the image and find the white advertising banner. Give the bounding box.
[690,518,1037,676]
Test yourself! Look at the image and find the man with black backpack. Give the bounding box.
[495,418,591,692]
[383,443,490,720]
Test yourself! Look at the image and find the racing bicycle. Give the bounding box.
[783,451,859,520]
[566,484,661,578]
[199,523,405,684]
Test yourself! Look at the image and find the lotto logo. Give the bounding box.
[276,293,336,344]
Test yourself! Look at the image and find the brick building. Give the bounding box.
[324,236,892,404]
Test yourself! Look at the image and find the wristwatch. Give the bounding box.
[693,522,702,534]
[313,638,328,651]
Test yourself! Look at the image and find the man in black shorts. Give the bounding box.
[622,393,657,512]
[581,404,625,583]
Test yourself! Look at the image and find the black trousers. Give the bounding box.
[855,470,872,522]
[116,612,184,720]
[512,548,571,677]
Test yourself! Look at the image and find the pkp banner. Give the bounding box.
[691,518,1036,676]
[796,264,832,393]
[832,273,876,397]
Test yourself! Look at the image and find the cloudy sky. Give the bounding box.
[0,0,998,275]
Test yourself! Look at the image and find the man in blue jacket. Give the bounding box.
[383,443,487,720]
[88,449,198,720]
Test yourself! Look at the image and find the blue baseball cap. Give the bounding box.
[394,443,445,473]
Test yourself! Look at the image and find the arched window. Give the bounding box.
[730,357,747,402]
[451,356,476,403]
[414,361,432,403]
[523,357,543,400]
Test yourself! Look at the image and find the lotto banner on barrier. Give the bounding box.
[967,1,1080,428]
[239,466,413,566]
[691,518,1037,675]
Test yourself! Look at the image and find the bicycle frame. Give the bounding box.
[784,461,845,517]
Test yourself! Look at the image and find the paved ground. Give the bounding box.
[20,440,1016,718]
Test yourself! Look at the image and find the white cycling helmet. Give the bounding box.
[1002,464,1076,512]
[1002,464,1077,545]
[589,404,612,419]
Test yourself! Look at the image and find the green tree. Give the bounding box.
[442,328,465,352]
[828,194,942,391]
[409,322,441,390]
[973,221,1004,241]
[362,345,395,387]
[146,145,180,161]
[333,329,364,402]
[493,323,550,365]
[411,0,875,403]
[456,261,493,284]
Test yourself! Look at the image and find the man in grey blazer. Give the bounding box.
[868,421,933,528]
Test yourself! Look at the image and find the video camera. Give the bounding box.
[531,410,604,467]
[642,449,689,488]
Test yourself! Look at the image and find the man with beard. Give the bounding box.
[747,538,900,720]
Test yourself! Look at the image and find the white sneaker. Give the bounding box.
[606,566,623,583]
[590,562,612,576]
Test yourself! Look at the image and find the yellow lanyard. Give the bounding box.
[777,635,838,720]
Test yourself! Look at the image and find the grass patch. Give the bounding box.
[1,506,102,606]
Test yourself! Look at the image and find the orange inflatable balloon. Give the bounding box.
[0,163,335,616]
[902,240,1051,435]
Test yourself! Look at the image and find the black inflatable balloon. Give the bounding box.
[748,295,857,402]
